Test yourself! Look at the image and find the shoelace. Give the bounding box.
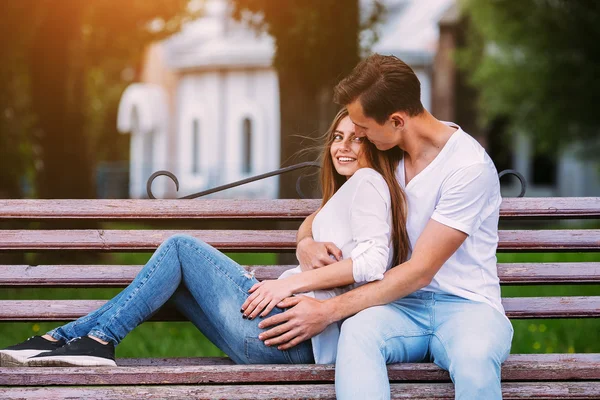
[66,337,82,345]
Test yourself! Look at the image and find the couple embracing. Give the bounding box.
[1,54,513,400]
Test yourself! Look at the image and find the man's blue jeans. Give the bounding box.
[335,290,513,400]
[48,234,314,364]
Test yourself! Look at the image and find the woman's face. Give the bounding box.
[330,116,370,178]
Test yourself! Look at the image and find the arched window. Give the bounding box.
[242,117,252,174]
[192,119,200,174]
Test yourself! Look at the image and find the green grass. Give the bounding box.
[1,251,598,357]
[496,252,600,354]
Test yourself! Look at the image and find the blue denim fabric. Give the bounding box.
[48,234,314,365]
[335,290,513,400]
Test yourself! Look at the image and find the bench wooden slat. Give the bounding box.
[0,199,321,220]
[1,382,599,400]
[0,230,297,252]
[0,229,598,252]
[498,262,600,284]
[2,263,599,287]
[0,198,598,220]
[1,355,598,385]
[502,296,600,318]
[1,297,598,321]
[499,197,600,219]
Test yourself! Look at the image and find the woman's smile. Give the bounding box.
[336,156,357,164]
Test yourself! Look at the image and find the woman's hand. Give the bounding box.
[296,237,342,272]
[241,280,295,320]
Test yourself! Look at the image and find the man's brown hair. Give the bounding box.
[333,54,425,124]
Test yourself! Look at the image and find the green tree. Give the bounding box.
[232,0,383,198]
[0,2,37,199]
[0,0,196,199]
[457,0,600,156]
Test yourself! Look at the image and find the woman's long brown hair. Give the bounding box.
[319,108,410,266]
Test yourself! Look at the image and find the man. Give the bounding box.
[258,54,513,399]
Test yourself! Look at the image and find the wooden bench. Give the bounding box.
[0,198,599,399]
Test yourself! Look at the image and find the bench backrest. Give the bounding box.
[0,198,598,322]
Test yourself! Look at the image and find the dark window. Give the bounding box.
[242,118,252,174]
[532,152,557,186]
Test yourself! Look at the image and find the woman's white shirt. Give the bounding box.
[278,168,394,364]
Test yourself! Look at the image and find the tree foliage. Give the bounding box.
[0,0,195,198]
[457,0,600,155]
[0,3,37,198]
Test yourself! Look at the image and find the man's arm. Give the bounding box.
[296,210,316,243]
[258,219,467,349]
[326,219,466,318]
[296,209,342,271]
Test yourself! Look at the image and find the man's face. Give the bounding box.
[347,100,399,151]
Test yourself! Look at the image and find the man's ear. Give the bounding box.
[390,113,404,129]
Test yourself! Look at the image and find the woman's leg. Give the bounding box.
[163,235,313,364]
[46,291,127,342]
[45,233,187,343]
[167,285,237,358]
[6,236,188,366]
[84,235,187,344]
[43,234,313,364]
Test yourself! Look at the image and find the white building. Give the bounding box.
[117,0,279,199]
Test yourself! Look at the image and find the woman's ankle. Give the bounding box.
[88,335,109,345]
[41,334,58,342]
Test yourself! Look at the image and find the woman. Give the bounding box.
[0,108,409,367]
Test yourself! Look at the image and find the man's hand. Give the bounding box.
[296,237,342,272]
[257,296,333,350]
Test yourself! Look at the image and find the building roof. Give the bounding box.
[164,0,274,71]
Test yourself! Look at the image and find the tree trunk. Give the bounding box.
[30,1,93,199]
[276,1,360,199]
[30,1,98,265]
[278,78,326,199]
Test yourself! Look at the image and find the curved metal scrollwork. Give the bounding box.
[147,163,527,199]
[146,161,321,199]
[146,171,180,199]
[498,169,527,198]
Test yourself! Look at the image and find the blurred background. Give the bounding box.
[0,0,598,358]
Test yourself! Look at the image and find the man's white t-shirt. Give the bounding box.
[398,122,505,315]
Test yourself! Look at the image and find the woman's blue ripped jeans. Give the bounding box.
[47,234,314,364]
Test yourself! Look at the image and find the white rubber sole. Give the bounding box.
[0,349,50,367]
[27,355,117,367]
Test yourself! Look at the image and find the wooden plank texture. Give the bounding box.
[0,230,297,252]
[0,199,322,220]
[0,229,598,252]
[0,197,598,220]
[0,382,599,399]
[1,355,598,385]
[0,297,598,321]
[2,263,599,287]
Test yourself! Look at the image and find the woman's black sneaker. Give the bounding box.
[27,336,116,367]
[0,336,66,367]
